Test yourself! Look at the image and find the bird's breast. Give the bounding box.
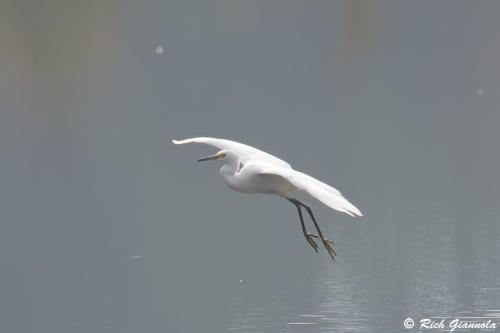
[221,164,297,196]
[222,173,257,194]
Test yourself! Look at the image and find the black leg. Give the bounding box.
[287,198,319,253]
[299,200,337,260]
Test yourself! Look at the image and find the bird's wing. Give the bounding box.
[172,137,292,169]
[258,166,363,217]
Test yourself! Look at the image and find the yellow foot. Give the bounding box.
[305,233,319,253]
[322,238,337,260]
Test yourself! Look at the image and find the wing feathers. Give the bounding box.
[172,137,291,168]
[260,167,363,217]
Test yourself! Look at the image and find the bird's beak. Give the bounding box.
[197,152,223,162]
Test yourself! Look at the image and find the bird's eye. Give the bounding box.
[219,152,226,158]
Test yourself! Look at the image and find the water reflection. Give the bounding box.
[228,210,500,332]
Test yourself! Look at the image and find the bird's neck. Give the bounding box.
[220,156,240,177]
[219,156,246,193]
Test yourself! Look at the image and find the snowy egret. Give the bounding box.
[173,137,362,260]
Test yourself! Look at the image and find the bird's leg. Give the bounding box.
[299,201,337,260]
[287,198,319,253]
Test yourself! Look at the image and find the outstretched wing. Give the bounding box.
[258,166,363,217]
[172,137,292,169]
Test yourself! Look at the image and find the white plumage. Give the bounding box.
[258,166,362,217]
[172,137,291,169]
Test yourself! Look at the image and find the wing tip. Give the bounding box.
[172,139,187,145]
[172,137,205,145]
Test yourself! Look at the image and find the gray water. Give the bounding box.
[1,1,499,332]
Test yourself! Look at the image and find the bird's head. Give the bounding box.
[197,150,234,162]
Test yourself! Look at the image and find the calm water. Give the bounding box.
[222,205,500,333]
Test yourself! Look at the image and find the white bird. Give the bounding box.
[173,137,362,260]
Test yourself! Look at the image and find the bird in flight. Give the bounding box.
[173,137,362,260]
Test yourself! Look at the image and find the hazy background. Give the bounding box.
[1,1,499,332]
